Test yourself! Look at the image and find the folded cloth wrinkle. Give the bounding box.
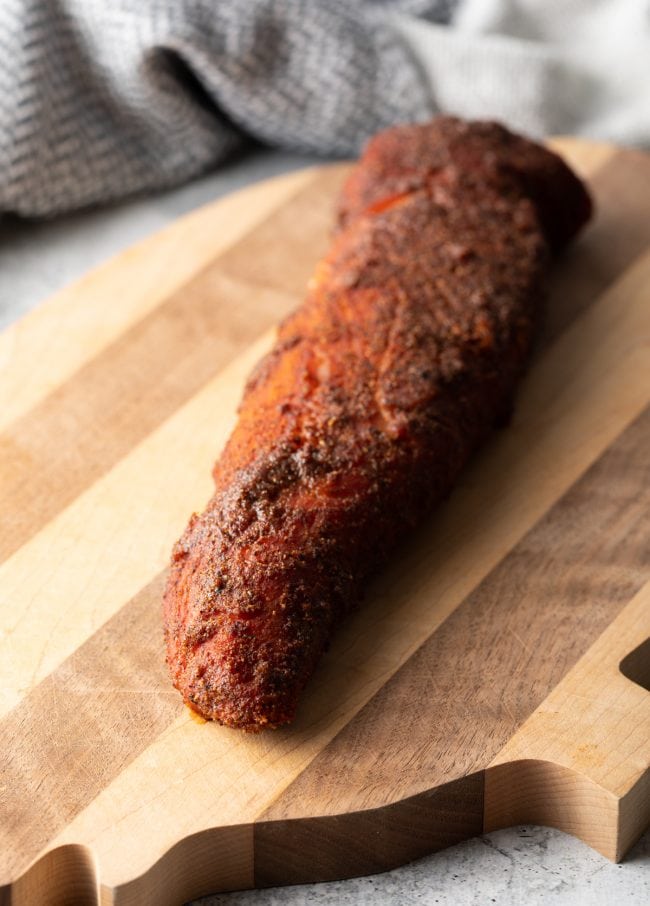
[437,0,650,145]
[0,0,648,218]
[0,0,434,216]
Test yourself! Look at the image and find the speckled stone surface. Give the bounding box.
[195,826,650,906]
[1,149,647,906]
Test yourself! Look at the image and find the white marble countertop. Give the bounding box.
[1,150,647,906]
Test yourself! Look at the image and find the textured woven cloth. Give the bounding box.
[398,0,650,150]
[1,0,648,217]
[0,0,447,216]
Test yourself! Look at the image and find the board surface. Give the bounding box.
[1,139,649,906]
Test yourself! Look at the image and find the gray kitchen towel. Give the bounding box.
[1,0,648,217]
[0,0,442,217]
[397,0,650,149]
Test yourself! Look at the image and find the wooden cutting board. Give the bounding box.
[1,138,649,906]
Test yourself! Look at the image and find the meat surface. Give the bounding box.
[163,117,592,731]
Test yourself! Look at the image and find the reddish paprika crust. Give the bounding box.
[163,118,592,731]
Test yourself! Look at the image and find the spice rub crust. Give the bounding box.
[163,118,591,730]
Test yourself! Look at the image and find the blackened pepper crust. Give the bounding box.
[163,117,592,731]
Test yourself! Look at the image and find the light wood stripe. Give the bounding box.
[0,335,268,719]
[0,278,294,564]
[0,168,316,432]
[491,579,650,796]
[0,168,349,566]
[548,138,616,178]
[485,580,650,860]
[0,573,178,879]
[542,148,650,344]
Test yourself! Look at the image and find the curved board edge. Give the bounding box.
[119,762,644,903]
[2,844,98,906]
[8,769,644,906]
[485,758,650,863]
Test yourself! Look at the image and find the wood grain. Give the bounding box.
[255,405,650,881]
[0,168,316,431]
[485,578,650,861]
[0,168,346,564]
[0,138,649,906]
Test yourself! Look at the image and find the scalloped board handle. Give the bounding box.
[485,582,650,861]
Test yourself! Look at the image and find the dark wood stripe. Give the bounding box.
[0,168,345,565]
[1,406,646,883]
[1,155,648,566]
[0,571,177,880]
[256,403,650,860]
